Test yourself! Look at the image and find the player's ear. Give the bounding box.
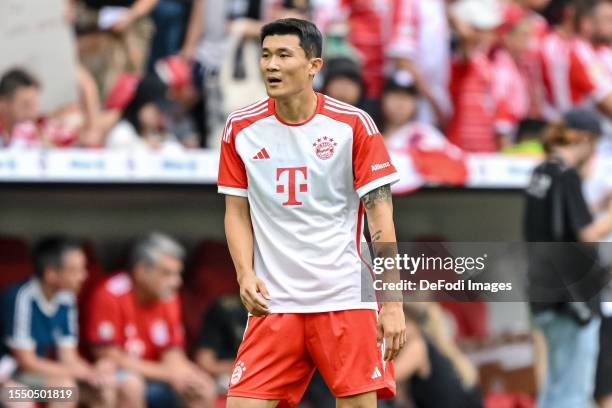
[309,57,323,77]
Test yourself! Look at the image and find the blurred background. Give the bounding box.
[2,0,612,407]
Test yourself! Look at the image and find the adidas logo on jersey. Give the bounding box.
[371,366,382,380]
[371,162,390,172]
[252,148,270,160]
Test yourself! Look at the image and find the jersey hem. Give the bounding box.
[267,304,378,314]
[356,173,401,198]
[218,185,248,197]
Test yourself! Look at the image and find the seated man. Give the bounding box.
[86,232,216,408]
[1,236,143,408]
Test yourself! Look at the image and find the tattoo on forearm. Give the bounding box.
[371,229,383,242]
[362,184,391,210]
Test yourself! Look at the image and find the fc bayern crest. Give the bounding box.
[313,136,338,160]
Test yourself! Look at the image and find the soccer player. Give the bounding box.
[218,18,407,408]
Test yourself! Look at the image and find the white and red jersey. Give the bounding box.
[539,32,612,119]
[85,273,184,361]
[217,93,400,313]
[447,51,497,152]
[491,49,529,136]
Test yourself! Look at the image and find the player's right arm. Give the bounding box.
[225,195,270,316]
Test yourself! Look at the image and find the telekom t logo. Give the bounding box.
[276,167,308,206]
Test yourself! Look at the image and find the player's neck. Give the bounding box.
[274,90,318,124]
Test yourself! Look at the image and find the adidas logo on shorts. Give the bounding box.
[371,366,382,380]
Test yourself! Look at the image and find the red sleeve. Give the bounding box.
[569,49,598,104]
[165,296,185,348]
[352,116,400,197]
[217,120,248,197]
[86,285,122,346]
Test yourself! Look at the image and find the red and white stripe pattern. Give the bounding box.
[322,97,379,136]
[540,31,571,115]
[385,0,419,60]
[222,98,270,143]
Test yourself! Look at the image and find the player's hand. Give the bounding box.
[91,359,116,387]
[110,13,134,33]
[239,274,270,316]
[377,302,407,361]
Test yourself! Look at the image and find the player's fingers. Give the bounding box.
[251,289,270,310]
[392,333,402,359]
[241,291,264,316]
[247,293,269,317]
[246,288,270,314]
[257,279,271,300]
[384,333,395,361]
[376,322,384,344]
[398,329,406,350]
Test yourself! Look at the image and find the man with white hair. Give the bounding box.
[85,232,216,408]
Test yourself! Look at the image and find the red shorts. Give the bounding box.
[227,309,395,407]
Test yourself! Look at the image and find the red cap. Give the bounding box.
[155,56,192,91]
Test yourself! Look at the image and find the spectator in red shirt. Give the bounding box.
[86,233,216,408]
[447,0,502,152]
[492,4,532,146]
[538,0,612,119]
[380,73,468,188]
[0,68,85,149]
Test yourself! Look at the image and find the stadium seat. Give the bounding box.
[182,241,239,350]
[0,236,32,292]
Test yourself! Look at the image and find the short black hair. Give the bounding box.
[260,18,323,58]
[323,57,364,88]
[382,77,419,97]
[33,236,83,278]
[123,74,168,134]
[0,68,40,98]
[541,0,575,26]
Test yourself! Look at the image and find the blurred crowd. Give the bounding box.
[3,0,612,155]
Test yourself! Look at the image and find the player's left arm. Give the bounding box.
[362,185,407,361]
